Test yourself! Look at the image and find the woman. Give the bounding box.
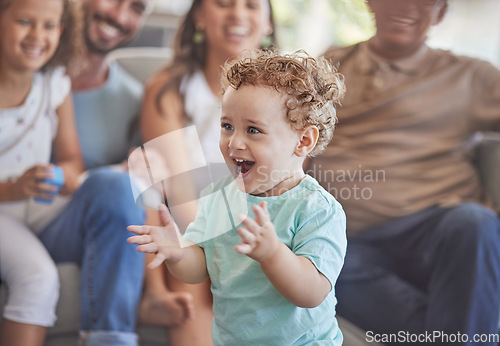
[138,0,277,344]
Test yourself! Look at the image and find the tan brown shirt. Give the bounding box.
[309,42,500,235]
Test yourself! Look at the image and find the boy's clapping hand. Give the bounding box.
[236,201,281,263]
[128,204,185,269]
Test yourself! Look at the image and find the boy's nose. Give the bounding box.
[228,133,246,150]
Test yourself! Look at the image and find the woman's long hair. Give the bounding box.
[155,0,277,114]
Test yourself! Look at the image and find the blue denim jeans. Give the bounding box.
[336,203,500,346]
[39,168,145,346]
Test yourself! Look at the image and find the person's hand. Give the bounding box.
[127,204,185,268]
[10,165,59,201]
[235,201,280,263]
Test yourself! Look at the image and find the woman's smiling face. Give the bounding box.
[195,0,272,61]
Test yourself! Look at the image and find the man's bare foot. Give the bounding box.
[139,291,194,327]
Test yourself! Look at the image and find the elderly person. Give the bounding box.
[310,0,500,344]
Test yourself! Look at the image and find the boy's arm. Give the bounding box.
[128,204,209,284]
[259,243,331,308]
[236,201,331,308]
[166,243,208,284]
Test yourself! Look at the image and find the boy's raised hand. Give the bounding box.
[128,204,185,269]
[235,201,280,263]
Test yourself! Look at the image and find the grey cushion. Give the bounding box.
[473,132,500,211]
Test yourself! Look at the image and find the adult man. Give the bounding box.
[310,0,500,344]
[71,0,148,168]
[69,1,213,345]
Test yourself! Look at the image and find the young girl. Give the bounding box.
[0,0,83,345]
[129,50,348,345]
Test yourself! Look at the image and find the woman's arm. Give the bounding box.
[140,73,214,344]
[140,72,199,231]
[163,269,214,346]
[52,93,84,194]
[141,72,186,140]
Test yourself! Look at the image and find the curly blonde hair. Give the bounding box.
[221,50,345,157]
[0,0,84,75]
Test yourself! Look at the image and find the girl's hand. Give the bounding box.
[10,165,59,201]
[235,201,280,263]
[128,204,185,268]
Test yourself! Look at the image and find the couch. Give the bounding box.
[1,47,498,346]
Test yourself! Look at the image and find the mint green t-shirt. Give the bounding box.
[183,175,347,345]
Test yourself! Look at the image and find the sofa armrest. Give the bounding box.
[473,132,500,212]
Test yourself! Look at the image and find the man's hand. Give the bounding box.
[235,201,280,263]
[128,204,185,268]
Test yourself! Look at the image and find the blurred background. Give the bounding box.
[131,0,500,67]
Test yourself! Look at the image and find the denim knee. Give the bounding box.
[80,169,145,223]
[438,203,500,249]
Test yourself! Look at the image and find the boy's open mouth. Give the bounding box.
[233,158,255,175]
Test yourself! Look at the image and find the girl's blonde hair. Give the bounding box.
[0,0,84,74]
[221,49,346,157]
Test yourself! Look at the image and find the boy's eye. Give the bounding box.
[247,126,261,134]
[221,123,234,131]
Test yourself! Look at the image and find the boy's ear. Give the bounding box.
[295,126,319,157]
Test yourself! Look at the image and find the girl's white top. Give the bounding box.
[0,67,70,181]
[0,67,71,232]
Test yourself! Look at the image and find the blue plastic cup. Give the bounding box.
[35,166,65,204]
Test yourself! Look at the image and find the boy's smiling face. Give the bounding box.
[219,85,307,197]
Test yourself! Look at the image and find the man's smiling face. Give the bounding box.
[83,0,149,55]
